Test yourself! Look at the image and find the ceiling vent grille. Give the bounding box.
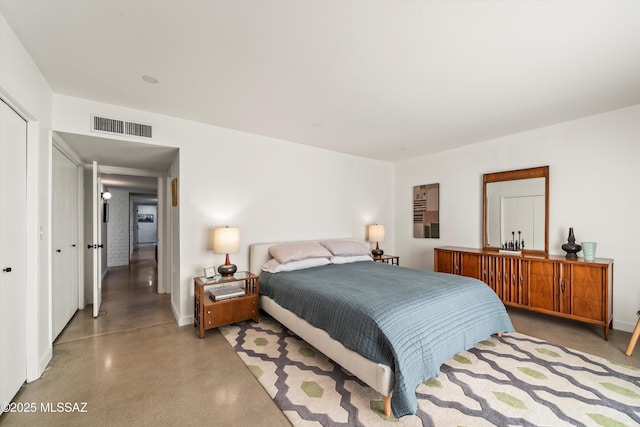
[91,115,152,138]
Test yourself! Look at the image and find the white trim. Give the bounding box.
[172,300,190,326]
[165,175,174,297]
[52,133,83,166]
[97,165,163,177]
[26,122,47,381]
[156,176,165,293]
[45,130,53,359]
[77,166,85,310]
[38,348,53,380]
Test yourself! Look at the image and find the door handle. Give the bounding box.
[87,244,96,249]
[2,267,12,272]
[98,244,104,248]
[56,249,61,253]
[72,244,76,247]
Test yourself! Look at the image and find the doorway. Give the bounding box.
[52,131,178,323]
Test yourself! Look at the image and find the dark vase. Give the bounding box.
[561,227,582,260]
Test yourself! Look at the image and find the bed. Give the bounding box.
[249,239,513,418]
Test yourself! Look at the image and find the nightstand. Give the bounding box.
[374,255,399,266]
[193,271,259,338]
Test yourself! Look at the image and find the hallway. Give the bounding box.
[56,246,173,344]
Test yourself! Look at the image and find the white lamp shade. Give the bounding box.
[368,224,385,242]
[213,227,240,254]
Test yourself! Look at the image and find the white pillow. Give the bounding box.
[320,240,371,256]
[268,242,332,263]
[330,255,373,264]
[262,257,331,273]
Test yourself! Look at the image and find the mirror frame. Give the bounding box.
[482,166,549,256]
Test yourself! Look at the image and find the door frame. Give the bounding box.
[99,165,167,294]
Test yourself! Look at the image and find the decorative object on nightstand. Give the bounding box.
[561,227,582,259]
[214,226,240,276]
[581,241,597,261]
[368,224,385,258]
[203,266,216,279]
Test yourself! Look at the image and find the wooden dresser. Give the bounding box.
[434,247,614,339]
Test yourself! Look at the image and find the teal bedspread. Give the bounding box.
[259,261,514,418]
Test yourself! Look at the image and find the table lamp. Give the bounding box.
[213,226,239,276]
[368,224,385,258]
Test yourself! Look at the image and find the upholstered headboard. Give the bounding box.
[249,241,281,276]
[249,238,358,276]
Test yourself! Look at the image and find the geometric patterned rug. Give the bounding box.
[220,316,640,427]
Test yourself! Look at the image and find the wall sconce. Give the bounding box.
[101,191,112,201]
[368,224,385,258]
[213,226,240,276]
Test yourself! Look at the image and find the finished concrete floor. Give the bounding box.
[0,246,290,427]
[1,248,638,426]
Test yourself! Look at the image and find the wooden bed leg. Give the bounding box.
[383,395,391,417]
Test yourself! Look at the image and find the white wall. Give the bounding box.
[106,189,130,267]
[0,13,53,380]
[395,104,640,332]
[52,94,395,326]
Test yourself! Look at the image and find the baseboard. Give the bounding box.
[27,347,53,383]
[613,318,636,334]
[171,299,193,326]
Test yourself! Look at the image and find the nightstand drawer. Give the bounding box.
[203,296,257,328]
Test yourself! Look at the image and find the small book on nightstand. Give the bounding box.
[209,285,245,301]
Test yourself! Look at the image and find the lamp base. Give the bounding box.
[372,248,384,257]
[218,263,237,276]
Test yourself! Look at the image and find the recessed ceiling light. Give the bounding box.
[142,75,159,84]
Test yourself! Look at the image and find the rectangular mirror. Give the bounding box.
[483,166,549,255]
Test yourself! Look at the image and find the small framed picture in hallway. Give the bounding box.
[172,178,178,206]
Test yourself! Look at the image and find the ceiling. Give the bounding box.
[58,132,177,172]
[2,1,640,162]
[56,131,177,193]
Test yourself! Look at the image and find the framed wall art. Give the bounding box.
[413,183,439,238]
[171,178,178,206]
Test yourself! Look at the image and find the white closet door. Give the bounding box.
[52,146,79,339]
[0,100,27,405]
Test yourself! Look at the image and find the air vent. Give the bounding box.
[91,115,152,138]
